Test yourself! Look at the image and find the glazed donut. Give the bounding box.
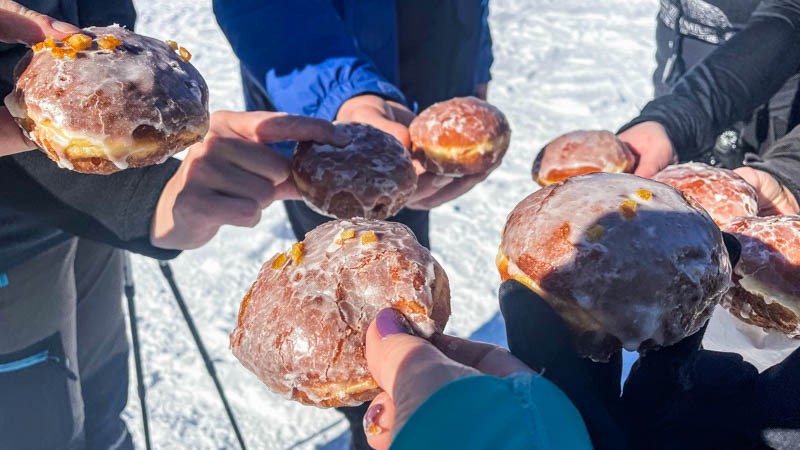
[291,123,418,220]
[653,163,758,226]
[4,26,209,174]
[533,130,636,186]
[409,96,510,176]
[231,218,451,407]
[497,172,731,361]
[721,216,800,337]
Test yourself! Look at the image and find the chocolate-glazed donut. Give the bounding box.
[291,123,418,220]
[497,172,731,361]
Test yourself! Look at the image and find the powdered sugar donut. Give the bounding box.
[533,130,636,186]
[497,172,731,361]
[231,218,450,407]
[409,97,510,176]
[722,216,800,337]
[653,163,758,226]
[4,26,209,174]
[291,123,418,220]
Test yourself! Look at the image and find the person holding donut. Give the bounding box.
[616,0,800,216]
[0,2,350,449]
[213,4,495,444]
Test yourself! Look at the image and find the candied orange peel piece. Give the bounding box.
[289,242,304,265]
[336,228,357,245]
[178,46,192,62]
[43,37,56,49]
[97,35,122,50]
[635,189,653,201]
[32,42,45,52]
[64,48,78,59]
[361,231,378,245]
[620,199,637,219]
[50,47,65,58]
[165,40,179,50]
[270,253,288,270]
[65,33,92,51]
[585,224,605,242]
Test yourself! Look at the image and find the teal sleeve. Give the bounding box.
[390,374,593,450]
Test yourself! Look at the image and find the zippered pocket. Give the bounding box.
[0,334,81,449]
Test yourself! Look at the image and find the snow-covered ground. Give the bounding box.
[124,0,799,448]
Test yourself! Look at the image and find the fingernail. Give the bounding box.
[52,21,79,33]
[375,308,413,337]
[363,404,384,436]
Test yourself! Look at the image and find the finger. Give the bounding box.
[0,106,36,155]
[273,179,302,201]
[386,100,415,127]
[363,393,395,450]
[408,173,453,208]
[202,136,292,186]
[202,159,277,209]
[0,1,79,44]
[430,334,535,377]
[632,156,663,178]
[202,192,262,229]
[212,110,350,147]
[409,173,485,210]
[366,308,479,430]
[353,114,411,149]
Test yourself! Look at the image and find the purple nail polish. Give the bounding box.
[375,308,413,337]
[363,403,384,435]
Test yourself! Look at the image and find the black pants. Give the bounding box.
[284,200,430,450]
[0,238,131,450]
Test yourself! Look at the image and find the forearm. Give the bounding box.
[621,7,800,160]
[0,151,180,259]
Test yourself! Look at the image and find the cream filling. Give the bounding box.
[30,115,164,170]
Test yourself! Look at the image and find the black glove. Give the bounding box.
[499,232,800,450]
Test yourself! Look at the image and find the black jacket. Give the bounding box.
[0,0,179,272]
[622,0,800,203]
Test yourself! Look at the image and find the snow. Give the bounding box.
[123,0,798,448]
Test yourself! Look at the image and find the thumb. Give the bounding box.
[363,116,411,149]
[0,1,80,45]
[366,308,478,430]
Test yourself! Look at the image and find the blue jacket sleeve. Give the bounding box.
[476,0,494,86]
[390,374,592,450]
[213,0,406,120]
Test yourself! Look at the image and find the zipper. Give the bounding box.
[0,350,49,373]
[0,350,77,379]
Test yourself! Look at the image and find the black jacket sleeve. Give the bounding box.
[0,150,181,260]
[620,0,800,161]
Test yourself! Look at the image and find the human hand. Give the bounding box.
[734,166,800,215]
[0,1,81,157]
[362,308,533,450]
[0,0,79,45]
[337,94,414,148]
[151,110,348,249]
[617,121,677,178]
[406,159,501,210]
